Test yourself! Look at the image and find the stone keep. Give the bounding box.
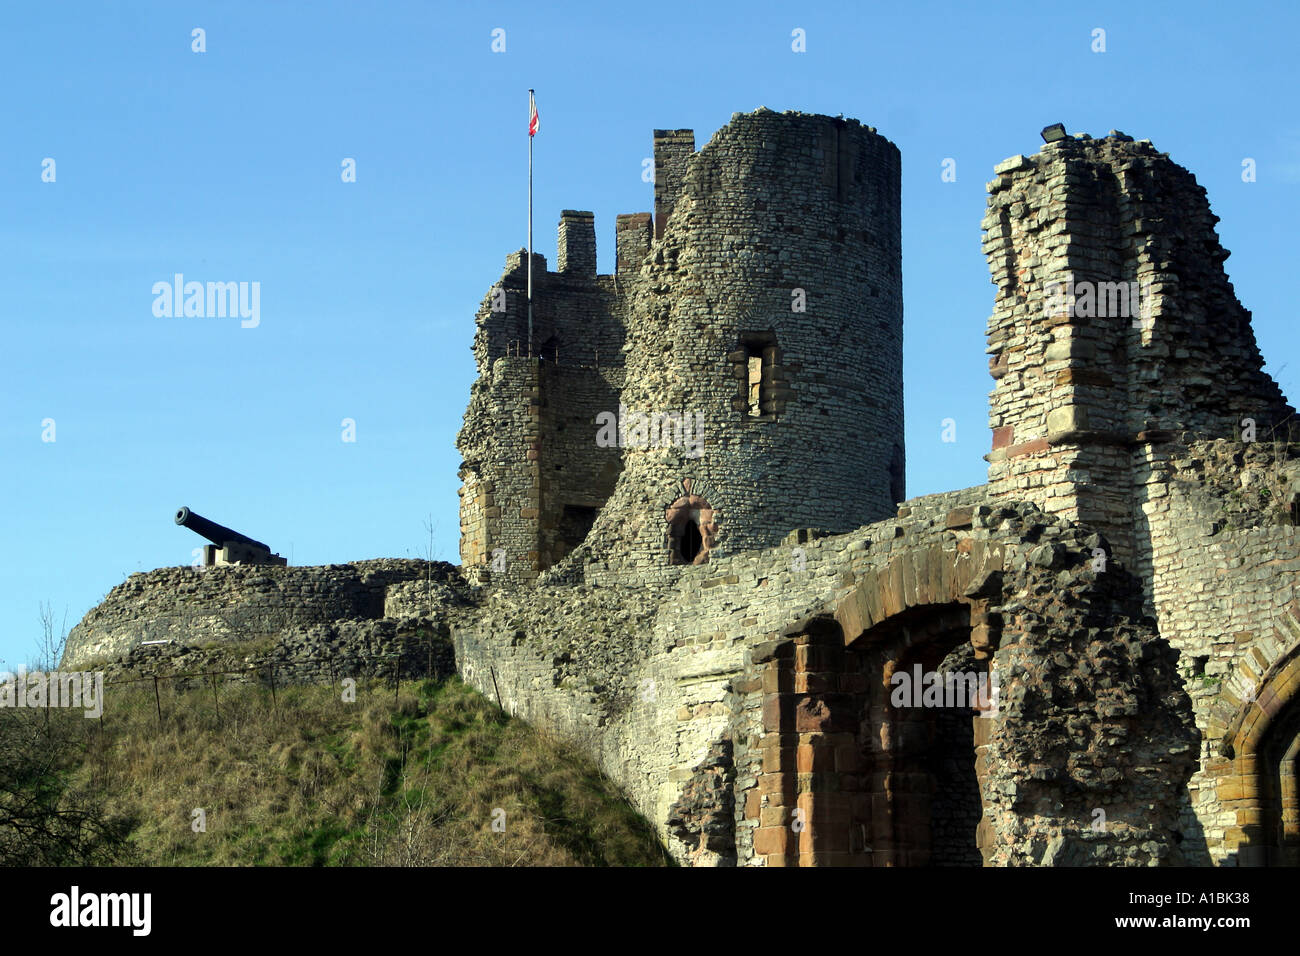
[458,109,904,585]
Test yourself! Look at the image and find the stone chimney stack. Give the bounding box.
[557,209,596,276]
[615,212,653,276]
[653,129,695,239]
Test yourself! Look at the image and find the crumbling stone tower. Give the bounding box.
[982,133,1292,569]
[983,134,1300,864]
[456,229,628,585]
[587,111,903,578]
[459,109,904,584]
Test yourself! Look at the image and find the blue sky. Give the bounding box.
[2,1,1296,667]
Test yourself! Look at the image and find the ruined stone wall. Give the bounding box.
[62,559,466,667]
[981,133,1299,863]
[982,133,1291,567]
[90,614,458,691]
[562,109,903,582]
[536,362,624,569]
[458,359,542,581]
[453,493,1195,866]
[1131,438,1300,863]
[457,218,631,581]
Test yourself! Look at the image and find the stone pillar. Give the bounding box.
[557,210,595,276]
[653,129,695,239]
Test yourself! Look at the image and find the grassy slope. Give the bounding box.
[58,677,670,866]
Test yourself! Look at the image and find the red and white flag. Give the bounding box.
[529,90,539,137]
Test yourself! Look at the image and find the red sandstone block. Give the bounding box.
[762,694,788,731]
[760,806,790,828]
[795,644,836,671]
[794,672,835,694]
[794,697,833,732]
[1005,437,1050,457]
[796,743,837,773]
[754,827,791,856]
[762,787,798,808]
[762,746,796,773]
[758,774,795,799]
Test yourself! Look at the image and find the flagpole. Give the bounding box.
[527,88,534,356]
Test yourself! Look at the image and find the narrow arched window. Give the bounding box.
[666,494,716,565]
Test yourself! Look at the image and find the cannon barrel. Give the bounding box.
[174,506,271,552]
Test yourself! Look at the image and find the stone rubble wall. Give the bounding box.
[1134,438,1300,862]
[62,559,465,668]
[453,493,1196,865]
[90,614,459,693]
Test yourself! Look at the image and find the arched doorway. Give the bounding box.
[665,489,717,565]
[852,603,987,866]
[745,539,1006,866]
[1220,643,1300,866]
[747,603,993,866]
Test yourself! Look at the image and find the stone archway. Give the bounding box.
[1220,640,1300,865]
[856,603,989,866]
[665,482,718,565]
[747,539,1005,866]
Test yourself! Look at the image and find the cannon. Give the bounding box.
[175,506,287,567]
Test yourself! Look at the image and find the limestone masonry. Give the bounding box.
[65,109,1300,867]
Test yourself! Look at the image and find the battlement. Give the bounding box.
[557,210,595,276]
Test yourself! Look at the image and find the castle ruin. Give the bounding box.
[65,108,1300,867]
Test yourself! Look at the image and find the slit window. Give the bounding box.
[735,331,785,421]
[747,354,763,417]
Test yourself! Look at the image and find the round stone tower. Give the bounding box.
[572,108,903,581]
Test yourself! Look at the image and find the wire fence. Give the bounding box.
[101,655,411,729]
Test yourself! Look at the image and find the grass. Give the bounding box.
[44,676,670,866]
